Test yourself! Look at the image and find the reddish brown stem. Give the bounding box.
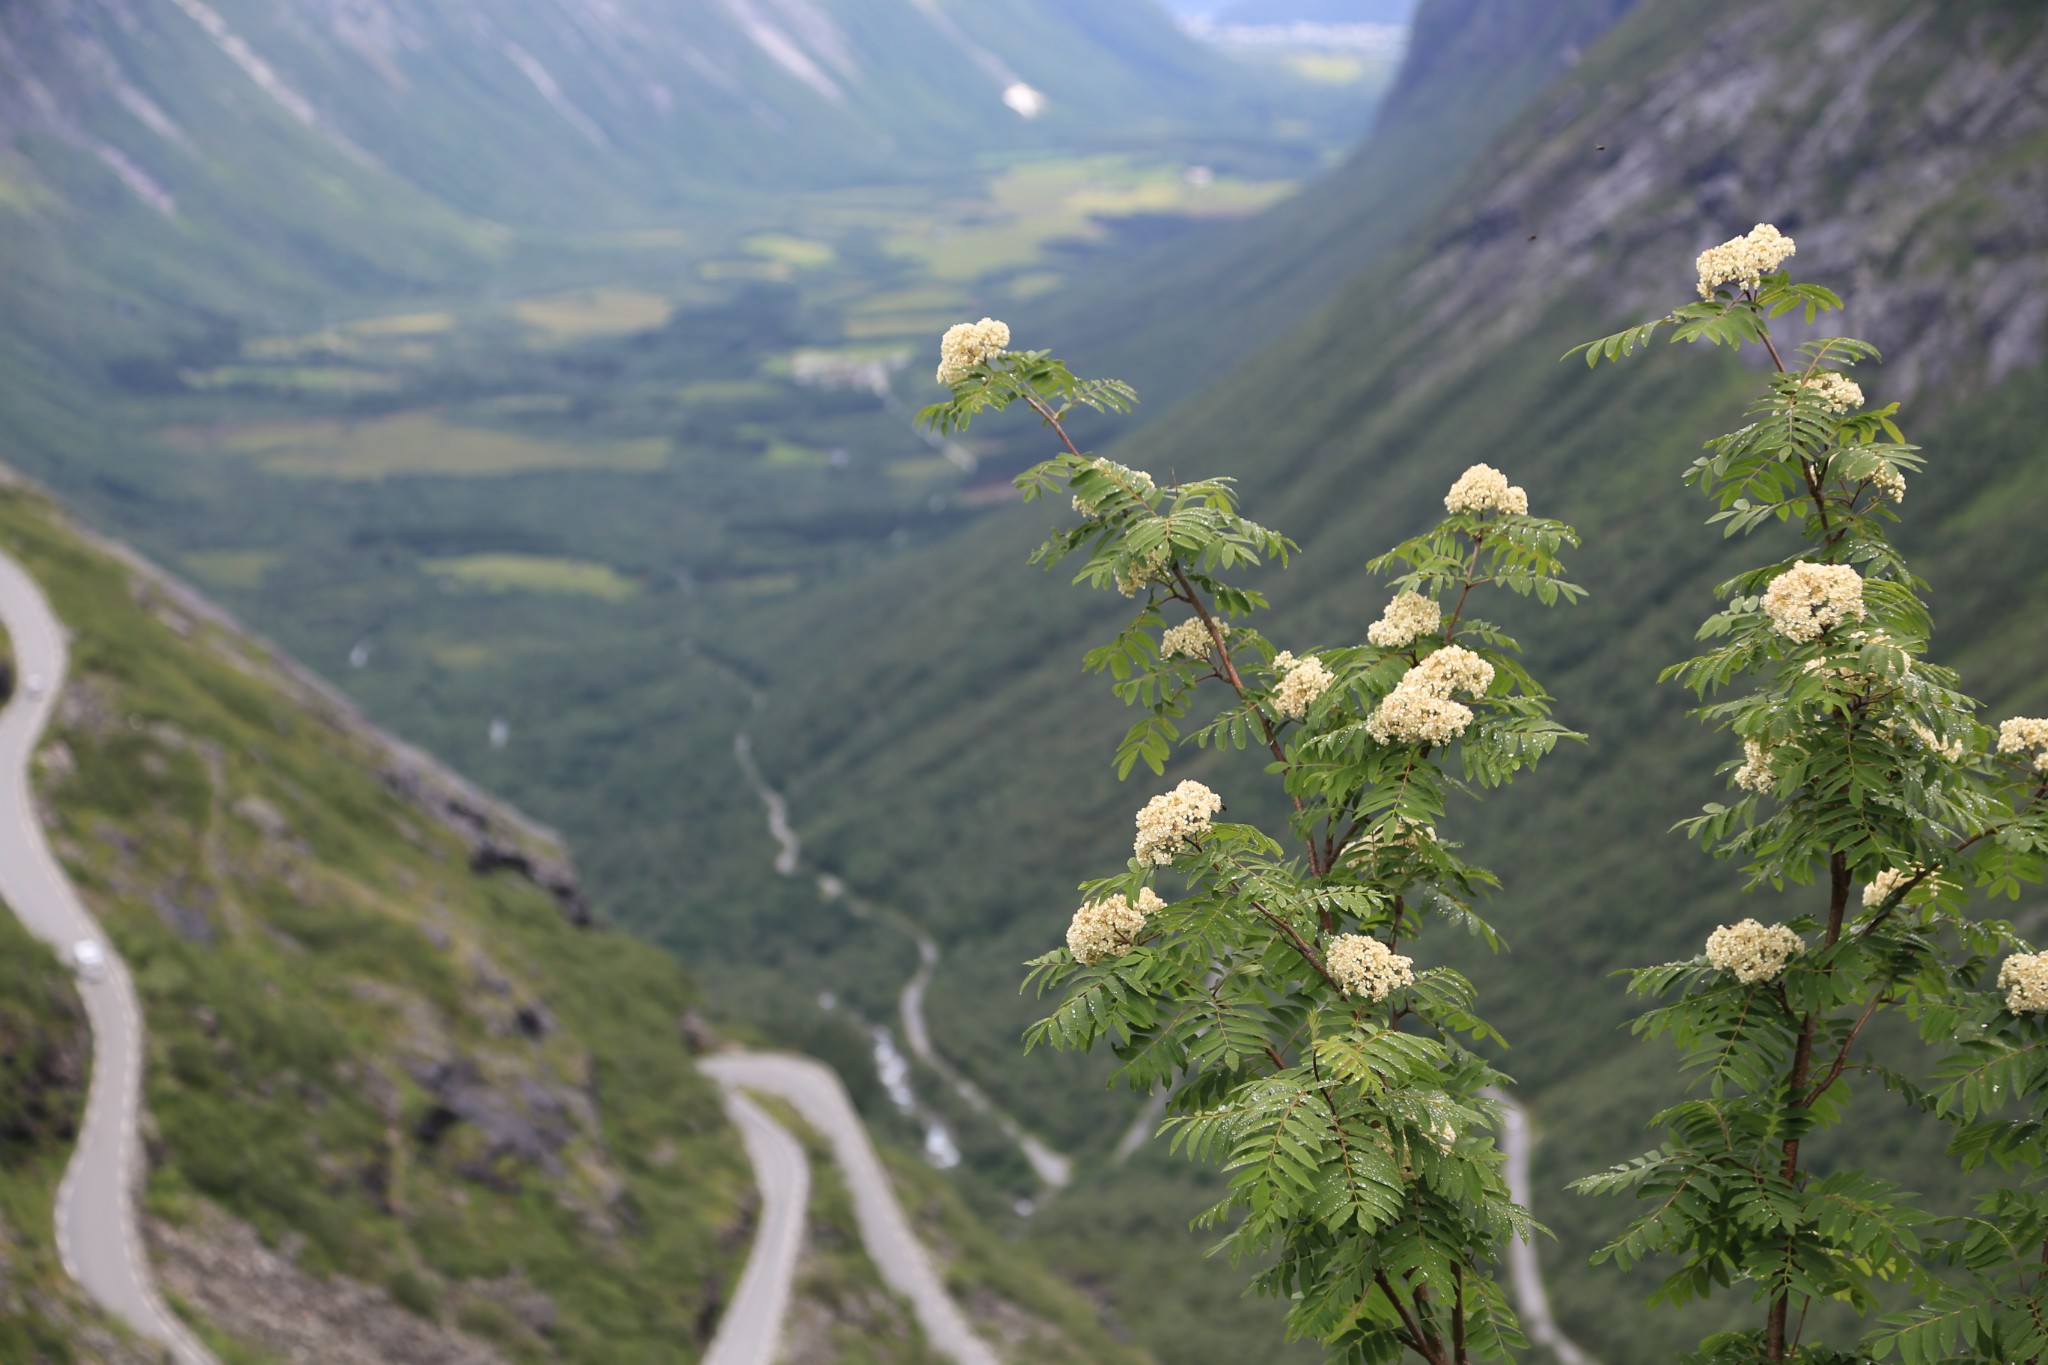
[1376,1270,1447,1365]
[1766,851,1851,1360]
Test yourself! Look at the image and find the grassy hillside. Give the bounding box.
[0,479,762,1360]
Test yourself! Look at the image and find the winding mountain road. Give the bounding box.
[700,1052,1000,1365]
[0,548,218,1365]
[700,1090,809,1365]
[1489,1090,1600,1365]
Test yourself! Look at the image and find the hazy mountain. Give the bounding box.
[1212,0,1418,22]
[1016,0,1642,417]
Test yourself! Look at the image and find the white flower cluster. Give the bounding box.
[1134,780,1223,865]
[1367,590,1441,648]
[1444,463,1529,516]
[1271,651,1336,721]
[1160,617,1225,660]
[1410,644,1494,698]
[1869,466,1906,503]
[1909,720,1966,763]
[936,317,1010,384]
[1997,716,2048,770]
[1734,738,1776,793]
[1366,645,1492,745]
[1115,542,1172,598]
[1067,887,1165,964]
[1705,918,1805,984]
[1761,561,1867,643]
[1326,934,1415,1002]
[1998,952,2048,1014]
[1696,223,1796,299]
[1073,457,1157,516]
[1798,373,1865,413]
[1862,867,1919,909]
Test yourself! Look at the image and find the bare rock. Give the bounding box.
[232,793,291,841]
[150,1205,510,1365]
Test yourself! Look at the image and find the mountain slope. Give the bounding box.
[0,472,761,1360]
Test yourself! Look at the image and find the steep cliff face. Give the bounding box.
[1393,0,2047,404]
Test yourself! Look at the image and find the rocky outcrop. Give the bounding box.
[150,1207,510,1365]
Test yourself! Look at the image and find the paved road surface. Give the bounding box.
[0,549,217,1364]
[700,1090,809,1365]
[1490,1090,1600,1365]
[701,1051,1000,1365]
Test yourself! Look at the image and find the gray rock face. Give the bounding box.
[1397,2,2048,406]
[151,1208,511,1365]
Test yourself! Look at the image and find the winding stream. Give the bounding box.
[737,735,1069,1188]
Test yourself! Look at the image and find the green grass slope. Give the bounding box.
[0,479,758,1361]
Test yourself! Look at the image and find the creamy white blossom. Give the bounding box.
[1761,562,1867,643]
[1444,463,1529,516]
[1997,716,2048,770]
[1869,466,1906,503]
[1696,223,1796,299]
[1067,887,1166,964]
[1998,952,2048,1014]
[1271,651,1336,721]
[1407,644,1494,700]
[1326,934,1415,1002]
[1734,738,1776,793]
[1365,646,1490,744]
[936,317,1010,384]
[1134,780,1223,865]
[1862,867,1920,909]
[1366,687,1474,746]
[1704,918,1805,984]
[1798,373,1865,414]
[1115,542,1172,598]
[1367,591,1442,649]
[1160,617,1225,660]
[1909,720,1966,763]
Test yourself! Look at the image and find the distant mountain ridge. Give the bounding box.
[0,0,1234,224]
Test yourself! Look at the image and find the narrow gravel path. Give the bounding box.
[701,1051,1000,1365]
[0,548,218,1365]
[700,1090,809,1365]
